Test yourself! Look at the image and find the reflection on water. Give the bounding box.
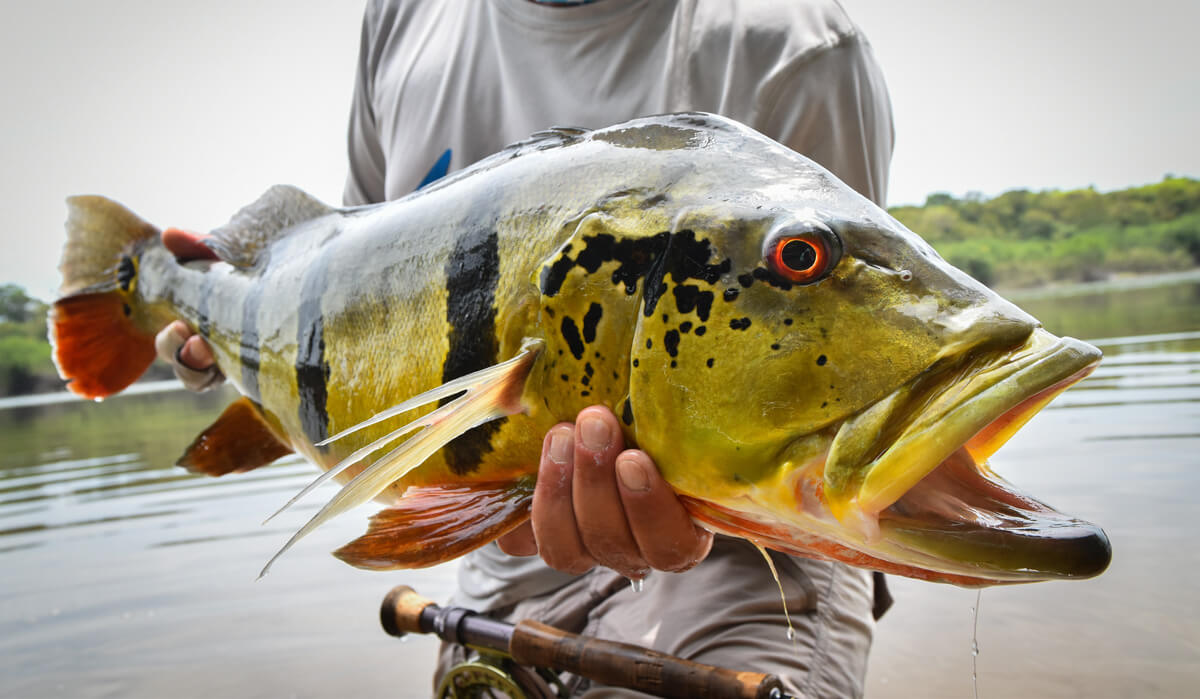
[2,277,1198,698]
[0,387,455,698]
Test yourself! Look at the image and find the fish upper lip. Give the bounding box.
[826,328,1102,527]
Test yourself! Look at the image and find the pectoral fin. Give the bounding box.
[335,479,534,570]
[259,339,543,577]
[179,397,292,476]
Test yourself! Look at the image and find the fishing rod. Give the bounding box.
[380,585,789,699]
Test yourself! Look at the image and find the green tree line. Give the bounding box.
[890,175,1200,287]
[0,285,58,396]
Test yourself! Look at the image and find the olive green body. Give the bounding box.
[120,114,1107,584]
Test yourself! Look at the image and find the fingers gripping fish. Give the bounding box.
[49,113,1111,586]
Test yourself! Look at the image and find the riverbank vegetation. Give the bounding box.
[0,285,57,395]
[2,177,1197,396]
[891,176,1200,288]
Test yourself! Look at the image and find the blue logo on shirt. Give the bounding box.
[418,148,452,189]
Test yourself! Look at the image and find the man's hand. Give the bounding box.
[497,406,714,579]
[154,228,225,392]
[154,320,224,391]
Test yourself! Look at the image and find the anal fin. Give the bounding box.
[179,397,292,476]
[334,480,533,570]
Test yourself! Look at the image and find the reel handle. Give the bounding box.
[380,585,438,637]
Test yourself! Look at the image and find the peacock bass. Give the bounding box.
[50,113,1110,586]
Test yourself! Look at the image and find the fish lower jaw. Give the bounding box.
[873,446,1111,582]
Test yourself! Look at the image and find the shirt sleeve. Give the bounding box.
[757,35,895,207]
[343,1,389,207]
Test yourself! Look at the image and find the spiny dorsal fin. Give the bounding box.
[206,185,333,268]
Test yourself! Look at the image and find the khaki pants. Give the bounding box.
[437,537,876,698]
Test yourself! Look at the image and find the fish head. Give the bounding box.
[536,114,1109,585]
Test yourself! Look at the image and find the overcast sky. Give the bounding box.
[3,0,1197,300]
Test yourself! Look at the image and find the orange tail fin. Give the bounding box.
[334,480,534,570]
[50,196,161,399]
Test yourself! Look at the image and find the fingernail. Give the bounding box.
[617,455,650,492]
[548,429,572,464]
[579,414,611,451]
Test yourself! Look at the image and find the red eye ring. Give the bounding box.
[769,233,833,284]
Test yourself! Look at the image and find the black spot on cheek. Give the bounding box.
[729,317,752,331]
[540,253,576,297]
[632,358,639,368]
[581,303,603,343]
[673,285,714,322]
[694,326,707,336]
[663,329,681,357]
[622,398,634,425]
[645,338,653,349]
[679,321,692,334]
[561,317,585,360]
[561,374,569,382]
[817,354,828,366]
[670,360,677,368]
[771,343,780,350]
[706,357,714,368]
[737,273,754,288]
[723,288,739,301]
[784,318,793,326]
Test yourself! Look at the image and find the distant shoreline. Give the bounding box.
[999,267,1200,300]
[0,378,194,410]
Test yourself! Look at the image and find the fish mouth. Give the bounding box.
[824,327,1110,581]
[876,444,1111,580]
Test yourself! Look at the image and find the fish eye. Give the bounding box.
[764,222,841,285]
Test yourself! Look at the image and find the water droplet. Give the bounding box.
[786,627,795,641]
[628,577,644,593]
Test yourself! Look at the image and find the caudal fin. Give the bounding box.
[50,196,161,399]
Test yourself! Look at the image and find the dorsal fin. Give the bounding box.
[206,185,333,267]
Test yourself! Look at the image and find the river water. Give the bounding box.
[2,274,1198,698]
